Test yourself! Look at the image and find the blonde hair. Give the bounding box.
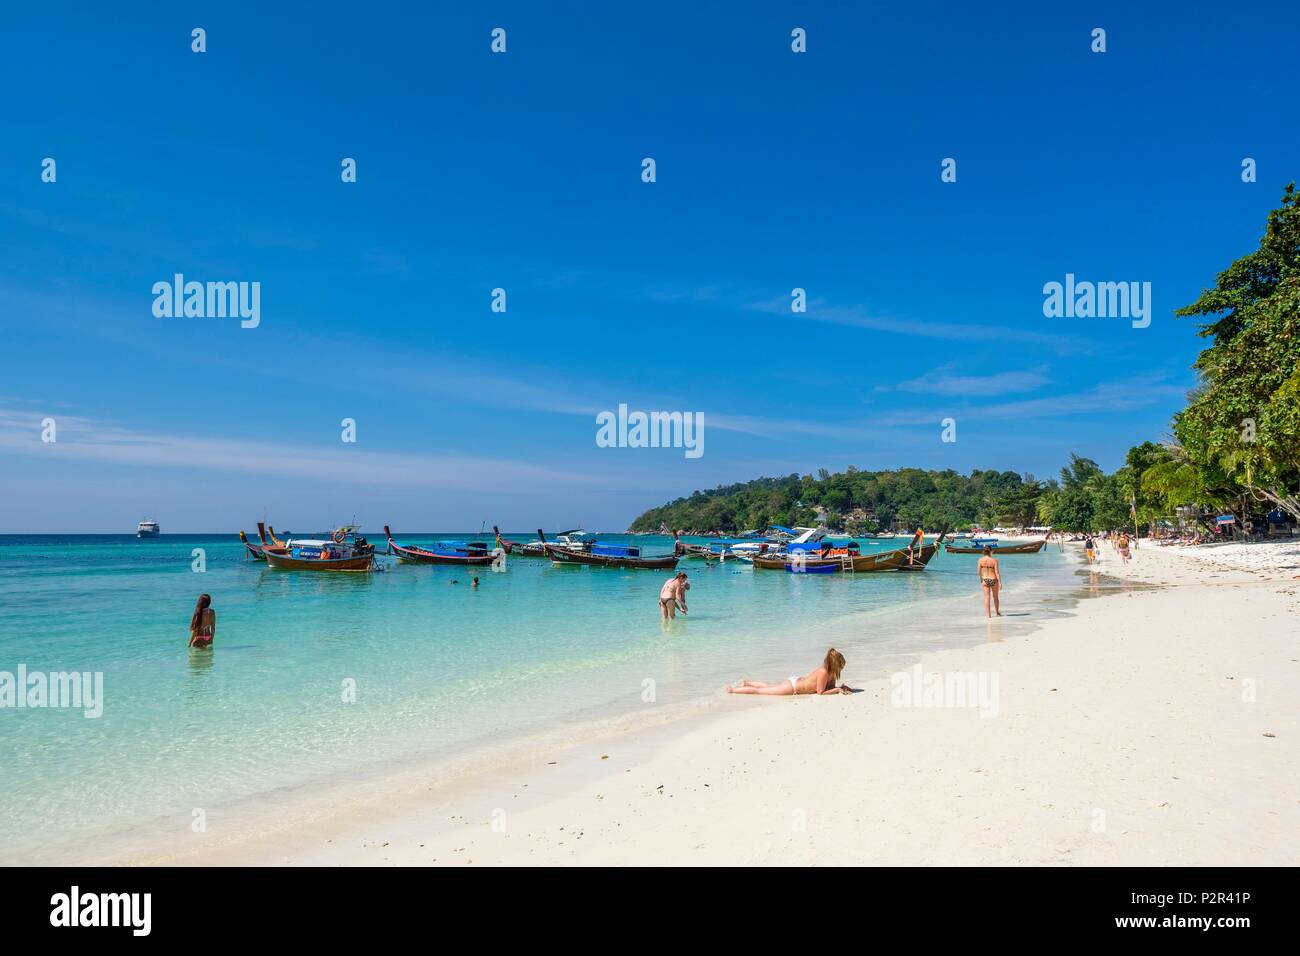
[824,647,846,683]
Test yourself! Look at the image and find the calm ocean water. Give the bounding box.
[0,532,1083,861]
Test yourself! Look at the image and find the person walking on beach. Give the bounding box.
[1083,533,1096,564]
[1117,532,1131,564]
[726,647,853,696]
[978,546,1002,618]
[660,571,689,620]
[188,593,216,648]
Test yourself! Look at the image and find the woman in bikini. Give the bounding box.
[188,593,216,648]
[659,571,688,620]
[725,647,852,696]
[977,546,1002,618]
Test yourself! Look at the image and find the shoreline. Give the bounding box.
[14,541,1298,866]
[3,545,1076,865]
[21,556,1060,865]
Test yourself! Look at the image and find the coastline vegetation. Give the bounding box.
[632,185,1300,535]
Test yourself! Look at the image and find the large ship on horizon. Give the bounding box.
[136,519,160,538]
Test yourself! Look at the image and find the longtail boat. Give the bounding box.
[493,526,520,555]
[894,530,947,571]
[507,528,591,557]
[751,530,945,573]
[672,531,768,561]
[239,530,267,560]
[255,522,289,557]
[540,530,679,570]
[264,526,376,572]
[945,539,1045,555]
[672,531,716,559]
[384,526,496,565]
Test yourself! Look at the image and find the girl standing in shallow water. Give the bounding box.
[188,593,216,648]
[978,546,1002,618]
[726,648,853,696]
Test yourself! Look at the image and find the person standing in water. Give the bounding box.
[659,571,688,620]
[977,546,1002,618]
[188,593,216,648]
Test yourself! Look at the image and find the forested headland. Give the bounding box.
[632,186,1300,535]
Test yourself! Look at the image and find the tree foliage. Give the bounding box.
[633,467,1054,533]
[1173,183,1300,517]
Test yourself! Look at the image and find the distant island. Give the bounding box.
[633,185,1300,537]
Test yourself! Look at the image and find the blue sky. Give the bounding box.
[2,1,1296,531]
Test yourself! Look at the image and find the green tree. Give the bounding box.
[1174,183,1300,518]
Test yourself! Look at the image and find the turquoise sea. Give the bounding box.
[0,532,1084,862]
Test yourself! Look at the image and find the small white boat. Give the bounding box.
[137,519,160,538]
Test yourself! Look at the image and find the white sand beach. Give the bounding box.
[130,540,1299,867]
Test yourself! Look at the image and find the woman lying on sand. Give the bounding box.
[726,647,853,696]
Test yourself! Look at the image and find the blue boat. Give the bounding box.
[385,526,495,565]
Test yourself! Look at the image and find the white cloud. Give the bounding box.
[886,366,1052,396]
[0,405,600,492]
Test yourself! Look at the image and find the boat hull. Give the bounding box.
[546,546,678,570]
[384,526,496,565]
[509,543,549,557]
[393,550,494,565]
[945,540,1045,555]
[752,532,941,573]
[264,551,374,572]
[239,530,267,561]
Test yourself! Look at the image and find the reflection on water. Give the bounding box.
[186,647,215,676]
[984,619,1005,643]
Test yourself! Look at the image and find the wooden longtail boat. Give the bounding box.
[506,528,591,557]
[239,530,267,560]
[894,531,946,572]
[384,526,496,565]
[673,530,769,561]
[751,530,945,573]
[945,539,1045,555]
[255,522,289,557]
[540,530,679,570]
[672,531,718,559]
[508,541,548,557]
[264,527,376,572]
[493,526,520,555]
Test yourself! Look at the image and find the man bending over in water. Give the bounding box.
[726,648,853,696]
[660,571,688,620]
